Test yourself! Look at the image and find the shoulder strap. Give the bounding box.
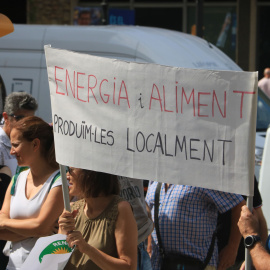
[10,167,29,195]
[10,173,20,195]
[15,166,29,175]
[201,226,217,268]
[48,171,61,193]
[154,182,164,257]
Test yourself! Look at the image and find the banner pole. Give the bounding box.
[245,196,253,270]
[59,164,71,212]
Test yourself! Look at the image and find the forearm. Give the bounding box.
[2,218,52,237]
[259,220,268,247]
[83,244,136,270]
[218,203,244,269]
[227,202,245,252]
[250,242,270,270]
[0,229,27,241]
[256,208,268,246]
[147,234,152,257]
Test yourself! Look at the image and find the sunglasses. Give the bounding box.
[67,166,74,174]
[9,114,25,121]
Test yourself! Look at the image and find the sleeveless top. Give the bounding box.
[64,195,124,270]
[7,169,62,270]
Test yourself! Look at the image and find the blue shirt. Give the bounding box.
[0,127,13,164]
[145,182,244,269]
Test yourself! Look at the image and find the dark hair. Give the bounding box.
[4,92,38,115]
[77,170,120,198]
[13,116,58,168]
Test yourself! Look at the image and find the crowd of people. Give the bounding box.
[0,91,269,270]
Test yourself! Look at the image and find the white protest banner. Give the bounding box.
[21,234,73,270]
[44,46,257,196]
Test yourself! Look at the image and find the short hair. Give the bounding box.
[264,68,270,75]
[4,92,38,115]
[13,116,58,168]
[76,170,120,198]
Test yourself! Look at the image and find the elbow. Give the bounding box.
[123,263,136,270]
[124,259,137,270]
[36,226,52,237]
[30,221,52,237]
[37,229,51,237]
[130,263,137,270]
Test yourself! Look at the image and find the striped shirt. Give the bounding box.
[145,182,244,269]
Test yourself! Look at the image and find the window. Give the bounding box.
[135,7,182,31]
[187,5,237,61]
[257,88,270,132]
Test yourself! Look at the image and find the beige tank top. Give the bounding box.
[64,195,124,270]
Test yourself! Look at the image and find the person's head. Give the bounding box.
[67,168,120,198]
[264,68,270,78]
[78,10,91,25]
[2,92,38,137]
[10,116,57,168]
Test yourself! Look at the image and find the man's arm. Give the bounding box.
[218,200,245,270]
[238,205,270,270]
[248,242,270,270]
[254,207,268,246]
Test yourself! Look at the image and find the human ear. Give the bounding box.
[32,138,41,151]
[2,112,9,124]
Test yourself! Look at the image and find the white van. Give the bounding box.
[0,24,269,180]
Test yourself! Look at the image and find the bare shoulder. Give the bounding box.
[117,200,132,214]
[116,200,136,231]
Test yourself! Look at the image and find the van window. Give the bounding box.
[257,88,270,132]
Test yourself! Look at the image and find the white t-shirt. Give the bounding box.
[258,77,270,98]
[7,169,62,270]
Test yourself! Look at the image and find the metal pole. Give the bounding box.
[59,164,71,212]
[130,0,134,10]
[245,196,253,270]
[196,0,204,37]
[182,0,187,33]
[101,0,108,25]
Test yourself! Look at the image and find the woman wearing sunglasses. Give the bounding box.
[59,168,137,270]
